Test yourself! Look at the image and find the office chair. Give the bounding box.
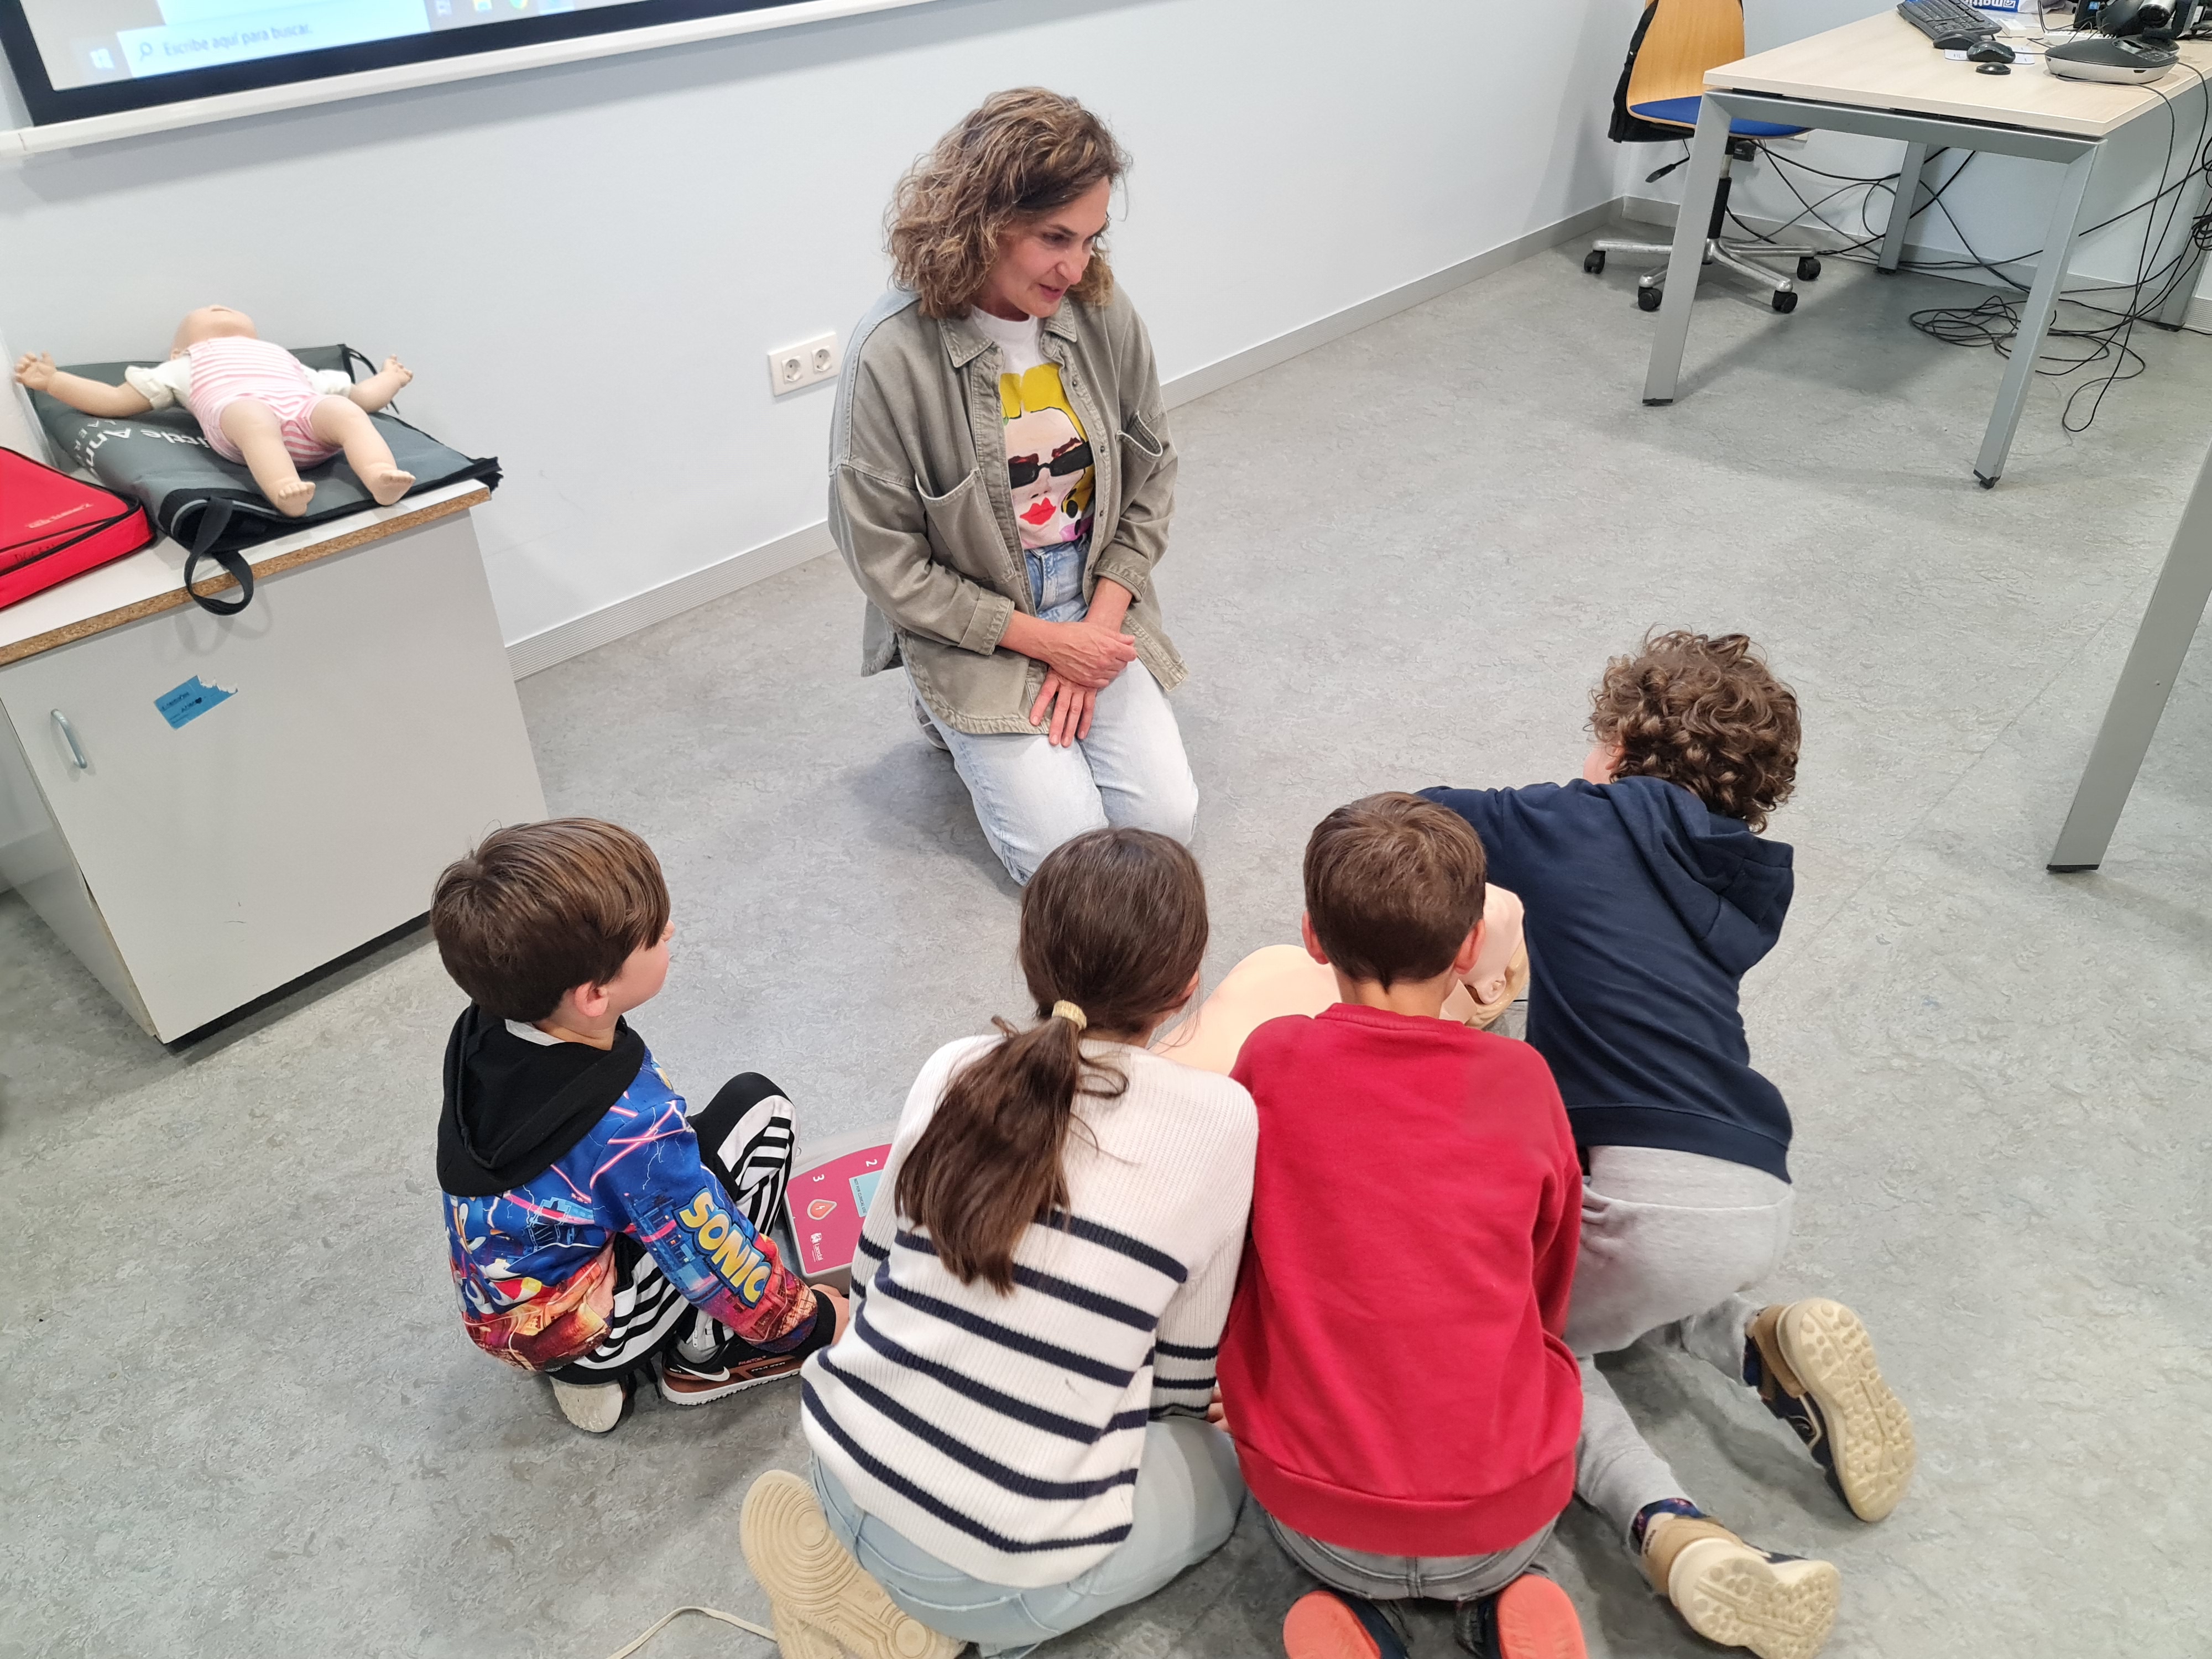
[1587,0,1828,314]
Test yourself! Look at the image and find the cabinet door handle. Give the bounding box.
[51,709,88,771]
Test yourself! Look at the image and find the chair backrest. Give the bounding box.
[1624,0,1747,113]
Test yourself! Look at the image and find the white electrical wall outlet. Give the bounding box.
[768,332,840,397]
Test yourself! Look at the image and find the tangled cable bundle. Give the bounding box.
[1661,55,2212,436]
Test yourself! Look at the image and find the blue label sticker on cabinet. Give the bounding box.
[155,676,234,729]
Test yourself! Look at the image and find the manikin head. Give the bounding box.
[171,305,258,357]
[888,88,1129,321]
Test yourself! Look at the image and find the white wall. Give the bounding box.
[1622,0,2212,304]
[0,0,1636,651]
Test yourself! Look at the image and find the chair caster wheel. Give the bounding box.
[1637,285,1662,312]
[1772,289,1798,314]
[1797,256,1822,281]
[1585,249,1606,275]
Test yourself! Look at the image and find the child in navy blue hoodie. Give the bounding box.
[1423,632,1914,1659]
[432,818,842,1434]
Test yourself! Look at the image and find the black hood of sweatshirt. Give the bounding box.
[437,1005,646,1198]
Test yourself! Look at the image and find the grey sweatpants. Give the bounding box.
[1566,1146,1793,1546]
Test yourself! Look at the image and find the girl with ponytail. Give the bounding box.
[742,828,1258,1659]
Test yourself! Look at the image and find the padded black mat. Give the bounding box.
[28,343,499,560]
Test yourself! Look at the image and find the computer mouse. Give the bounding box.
[1933,30,1984,47]
[1968,39,2018,62]
[1977,60,2012,72]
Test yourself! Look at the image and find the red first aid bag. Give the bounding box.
[1,445,154,611]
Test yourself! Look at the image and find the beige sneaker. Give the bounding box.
[1747,1298,1917,1522]
[1644,1517,1839,1659]
[739,1469,961,1659]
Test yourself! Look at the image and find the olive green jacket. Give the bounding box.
[827,285,1185,735]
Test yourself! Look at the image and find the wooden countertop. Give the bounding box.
[0,481,491,669]
[1711,12,2212,140]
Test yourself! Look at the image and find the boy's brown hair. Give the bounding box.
[430,819,670,1022]
[1303,792,1487,989]
[1590,630,1800,833]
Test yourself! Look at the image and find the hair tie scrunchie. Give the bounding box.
[1051,1000,1088,1031]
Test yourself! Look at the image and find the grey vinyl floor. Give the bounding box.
[5,230,2209,1658]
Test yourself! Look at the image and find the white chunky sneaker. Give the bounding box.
[1644,1516,1840,1659]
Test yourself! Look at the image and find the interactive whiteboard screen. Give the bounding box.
[0,0,831,125]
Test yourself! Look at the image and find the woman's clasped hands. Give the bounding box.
[1029,616,1135,746]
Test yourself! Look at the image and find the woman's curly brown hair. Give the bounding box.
[888,88,1129,319]
[1590,631,1801,832]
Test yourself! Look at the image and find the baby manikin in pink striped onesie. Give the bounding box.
[112,306,419,515]
[142,336,353,466]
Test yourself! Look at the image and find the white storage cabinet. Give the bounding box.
[0,487,545,1040]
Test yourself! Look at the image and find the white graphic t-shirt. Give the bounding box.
[968,307,1095,553]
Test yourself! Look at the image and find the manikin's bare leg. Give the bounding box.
[218,398,316,517]
[308,395,414,506]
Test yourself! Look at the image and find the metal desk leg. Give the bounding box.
[2048,439,2212,871]
[2151,154,2212,331]
[1877,141,1929,273]
[1642,96,1734,406]
[1973,146,2099,487]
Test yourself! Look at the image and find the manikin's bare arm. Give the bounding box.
[344,355,413,414]
[13,353,152,419]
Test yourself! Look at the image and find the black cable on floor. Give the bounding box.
[1902,62,2210,431]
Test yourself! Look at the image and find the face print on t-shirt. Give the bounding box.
[1000,363,1095,552]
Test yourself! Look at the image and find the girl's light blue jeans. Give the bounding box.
[809,1418,1245,1658]
[916,538,1197,885]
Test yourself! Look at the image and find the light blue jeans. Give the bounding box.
[810,1418,1245,1658]
[917,538,1198,886]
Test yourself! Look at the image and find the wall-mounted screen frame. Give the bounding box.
[0,0,864,128]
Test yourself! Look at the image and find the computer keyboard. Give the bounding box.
[1897,0,2000,41]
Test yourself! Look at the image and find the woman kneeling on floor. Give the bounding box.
[741,827,1255,1658]
[831,89,1198,886]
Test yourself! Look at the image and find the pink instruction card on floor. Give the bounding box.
[787,1141,890,1280]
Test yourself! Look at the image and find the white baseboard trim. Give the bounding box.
[1618,192,2212,331]
[1160,198,1626,408]
[504,197,1625,681]
[504,519,834,680]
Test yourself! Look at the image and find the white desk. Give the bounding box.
[1643,13,2212,485]
[0,484,545,1040]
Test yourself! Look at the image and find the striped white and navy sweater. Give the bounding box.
[801,1035,1256,1587]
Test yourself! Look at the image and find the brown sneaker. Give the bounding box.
[1746,1298,1917,1523]
[1642,1516,1839,1659]
[657,1345,806,1406]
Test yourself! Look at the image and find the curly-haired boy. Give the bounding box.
[1422,632,1915,1659]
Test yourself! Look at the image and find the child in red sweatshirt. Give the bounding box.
[1219,793,1587,1659]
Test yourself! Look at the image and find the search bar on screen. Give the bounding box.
[119,1,430,79]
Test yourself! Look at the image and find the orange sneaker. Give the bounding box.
[1282,1589,1409,1659]
[1454,1572,1587,1658]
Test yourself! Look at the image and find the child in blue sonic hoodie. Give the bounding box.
[1423,632,1916,1659]
[432,818,843,1434]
